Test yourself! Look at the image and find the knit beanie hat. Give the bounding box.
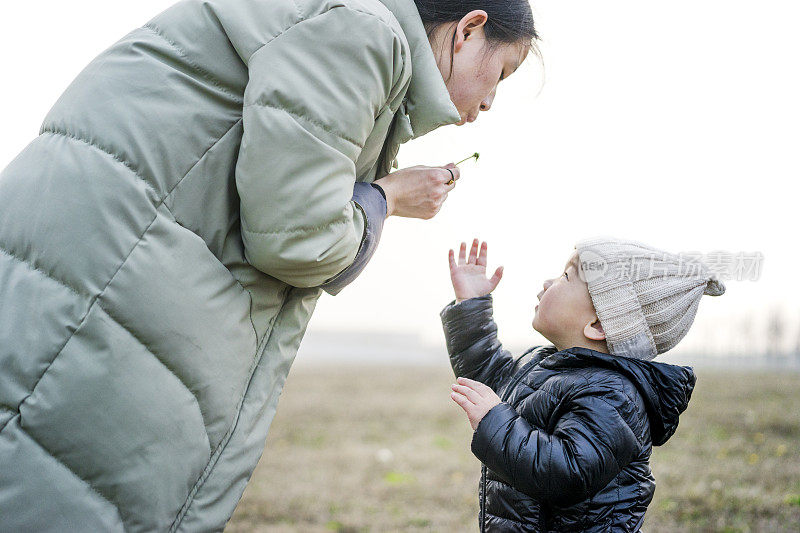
[575,236,725,361]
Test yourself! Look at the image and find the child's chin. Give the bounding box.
[532,317,550,340]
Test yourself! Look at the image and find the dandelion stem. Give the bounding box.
[455,152,480,166]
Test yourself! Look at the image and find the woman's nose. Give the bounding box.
[480,89,496,112]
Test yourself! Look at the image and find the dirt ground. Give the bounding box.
[227,364,800,532]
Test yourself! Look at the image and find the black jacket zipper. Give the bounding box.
[480,350,549,532]
[480,463,487,532]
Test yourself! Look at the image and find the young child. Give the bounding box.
[441,237,725,532]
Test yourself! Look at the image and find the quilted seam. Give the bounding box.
[169,285,295,531]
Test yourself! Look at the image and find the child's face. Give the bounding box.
[532,250,604,349]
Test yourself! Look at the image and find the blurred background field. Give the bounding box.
[228,363,800,532]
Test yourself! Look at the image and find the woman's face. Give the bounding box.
[431,11,530,125]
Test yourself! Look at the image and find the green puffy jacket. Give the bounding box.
[0,0,460,530]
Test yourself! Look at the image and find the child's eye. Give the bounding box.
[563,271,569,281]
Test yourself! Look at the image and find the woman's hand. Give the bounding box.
[373,163,459,219]
[450,377,502,431]
[448,239,504,303]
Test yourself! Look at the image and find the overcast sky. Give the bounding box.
[1,1,797,358]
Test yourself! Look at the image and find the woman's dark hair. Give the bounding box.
[413,0,541,81]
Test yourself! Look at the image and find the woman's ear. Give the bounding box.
[583,317,606,341]
[454,10,488,52]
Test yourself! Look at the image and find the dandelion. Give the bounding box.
[455,152,480,166]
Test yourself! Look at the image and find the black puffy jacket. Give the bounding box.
[440,295,696,532]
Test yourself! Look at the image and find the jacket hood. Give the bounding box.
[374,0,462,139]
[539,346,696,446]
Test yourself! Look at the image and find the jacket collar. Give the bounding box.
[540,345,697,446]
[374,0,462,140]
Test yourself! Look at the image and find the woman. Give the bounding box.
[0,0,536,530]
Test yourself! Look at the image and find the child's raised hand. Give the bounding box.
[448,239,504,303]
[450,377,502,431]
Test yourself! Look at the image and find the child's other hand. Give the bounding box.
[448,239,504,303]
[450,377,502,431]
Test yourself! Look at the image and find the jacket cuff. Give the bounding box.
[441,294,492,316]
[320,182,387,295]
[439,294,494,354]
[471,402,518,478]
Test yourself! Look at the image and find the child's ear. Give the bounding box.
[583,317,606,341]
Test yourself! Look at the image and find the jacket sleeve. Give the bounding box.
[318,182,386,295]
[235,6,405,291]
[439,295,519,392]
[470,390,642,507]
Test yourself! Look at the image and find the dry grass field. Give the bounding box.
[227,364,800,532]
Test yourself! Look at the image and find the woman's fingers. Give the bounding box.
[468,239,479,264]
[442,164,460,183]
